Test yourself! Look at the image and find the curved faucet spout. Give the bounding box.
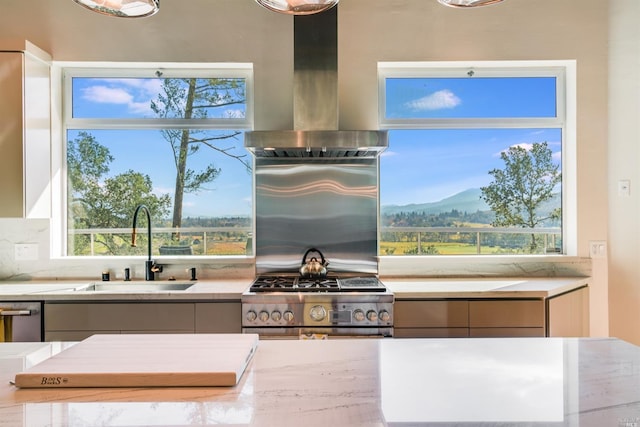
[132,204,162,280]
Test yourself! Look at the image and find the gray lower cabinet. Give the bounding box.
[44,301,241,341]
[195,302,242,333]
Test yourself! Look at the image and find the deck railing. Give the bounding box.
[379,226,562,255]
[67,227,253,256]
[68,226,561,256]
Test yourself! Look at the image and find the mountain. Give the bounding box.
[381,188,489,216]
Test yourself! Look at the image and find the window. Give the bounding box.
[378,62,575,256]
[63,65,253,257]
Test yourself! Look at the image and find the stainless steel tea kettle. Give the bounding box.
[300,247,329,278]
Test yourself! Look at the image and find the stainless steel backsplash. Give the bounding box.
[254,158,379,275]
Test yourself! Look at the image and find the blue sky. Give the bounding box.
[69,76,561,217]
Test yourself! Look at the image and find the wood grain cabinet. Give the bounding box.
[469,300,545,337]
[394,300,469,338]
[547,286,589,337]
[44,301,242,341]
[393,286,589,339]
[0,41,51,218]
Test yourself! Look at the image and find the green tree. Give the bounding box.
[480,142,561,253]
[150,78,250,240]
[67,132,172,255]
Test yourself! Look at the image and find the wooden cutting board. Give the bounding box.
[13,333,259,388]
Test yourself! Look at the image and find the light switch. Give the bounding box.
[588,241,607,259]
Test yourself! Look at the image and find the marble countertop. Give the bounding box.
[382,276,590,298]
[0,279,252,301]
[0,336,637,426]
[0,277,589,301]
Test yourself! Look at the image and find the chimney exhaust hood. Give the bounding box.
[245,7,388,158]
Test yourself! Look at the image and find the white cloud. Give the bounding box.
[405,89,461,111]
[224,109,246,119]
[81,78,162,115]
[129,101,153,114]
[512,142,534,151]
[82,86,133,104]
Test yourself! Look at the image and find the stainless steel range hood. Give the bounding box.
[245,6,388,158]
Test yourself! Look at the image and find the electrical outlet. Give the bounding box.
[589,241,607,259]
[618,180,631,197]
[14,243,39,261]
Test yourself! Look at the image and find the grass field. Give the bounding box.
[202,241,248,255]
[380,241,517,255]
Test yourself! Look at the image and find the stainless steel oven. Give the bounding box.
[0,301,43,342]
[242,276,393,338]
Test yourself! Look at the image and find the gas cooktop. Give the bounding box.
[248,275,387,293]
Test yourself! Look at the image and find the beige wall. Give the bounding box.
[609,0,640,345]
[0,0,621,341]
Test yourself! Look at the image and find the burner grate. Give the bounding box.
[250,276,340,293]
[296,278,340,291]
[249,275,386,293]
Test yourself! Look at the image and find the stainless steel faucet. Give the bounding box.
[131,204,163,281]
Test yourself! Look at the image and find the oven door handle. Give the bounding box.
[0,310,32,316]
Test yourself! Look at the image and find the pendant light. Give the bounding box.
[72,0,159,18]
[255,0,339,15]
[438,0,504,7]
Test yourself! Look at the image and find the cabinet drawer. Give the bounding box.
[395,300,468,328]
[469,300,544,328]
[45,302,195,332]
[195,302,242,333]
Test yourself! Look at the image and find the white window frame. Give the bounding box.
[51,62,254,259]
[377,60,577,257]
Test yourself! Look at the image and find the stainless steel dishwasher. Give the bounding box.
[0,301,43,342]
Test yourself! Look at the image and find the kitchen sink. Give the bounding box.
[74,281,195,292]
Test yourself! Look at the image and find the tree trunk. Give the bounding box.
[171,78,197,241]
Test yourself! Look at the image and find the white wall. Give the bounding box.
[0,0,616,339]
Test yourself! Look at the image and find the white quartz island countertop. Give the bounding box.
[0,336,638,426]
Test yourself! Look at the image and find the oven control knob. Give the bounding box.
[259,311,270,322]
[246,310,257,322]
[309,305,327,322]
[379,310,391,322]
[366,310,378,321]
[271,310,282,322]
[283,310,294,322]
[353,309,365,322]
